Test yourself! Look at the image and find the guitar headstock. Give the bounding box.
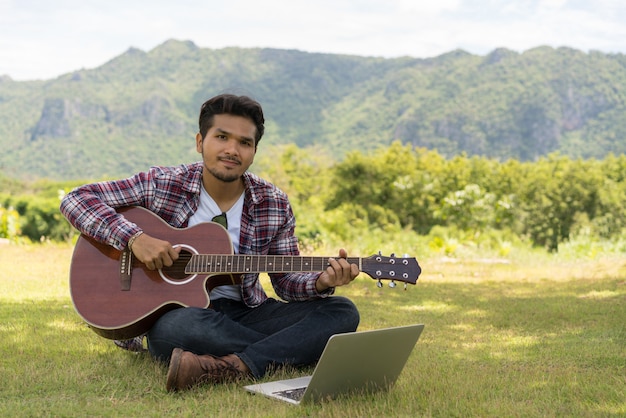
[361,253,421,287]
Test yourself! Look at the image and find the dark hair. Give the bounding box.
[198,94,265,146]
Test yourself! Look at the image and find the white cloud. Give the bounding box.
[1,0,625,80]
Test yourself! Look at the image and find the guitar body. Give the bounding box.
[69,207,235,340]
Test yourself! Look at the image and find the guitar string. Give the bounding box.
[159,254,351,274]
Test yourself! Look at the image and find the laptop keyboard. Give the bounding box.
[272,386,307,401]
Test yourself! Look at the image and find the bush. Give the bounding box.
[7,194,74,242]
[0,204,21,240]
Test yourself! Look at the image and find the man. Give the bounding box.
[60,94,360,391]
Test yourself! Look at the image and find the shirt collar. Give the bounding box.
[185,162,204,195]
[191,162,260,205]
[242,172,262,205]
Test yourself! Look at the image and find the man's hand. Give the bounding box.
[130,233,181,270]
[315,248,360,292]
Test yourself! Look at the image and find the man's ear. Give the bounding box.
[195,132,203,153]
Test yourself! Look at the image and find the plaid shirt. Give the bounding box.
[60,162,331,307]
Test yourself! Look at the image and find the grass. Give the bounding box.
[0,242,625,417]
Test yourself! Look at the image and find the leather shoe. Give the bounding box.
[166,348,245,392]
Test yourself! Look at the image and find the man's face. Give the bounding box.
[196,113,257,183]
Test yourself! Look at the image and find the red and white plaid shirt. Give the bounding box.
[60,162,331,307]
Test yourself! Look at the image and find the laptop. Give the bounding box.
[244,324,424,405]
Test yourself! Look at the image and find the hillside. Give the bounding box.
[1,40,625,180]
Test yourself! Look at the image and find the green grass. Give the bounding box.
[1,243,624,417]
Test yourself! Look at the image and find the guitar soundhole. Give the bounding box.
[161,250,193,281]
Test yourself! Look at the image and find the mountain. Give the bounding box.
[1,40,625,180]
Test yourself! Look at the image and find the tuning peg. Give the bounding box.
[377,280,383,288]
[390,253,395,258]
[389,280,396,288]
[404,283,408,290]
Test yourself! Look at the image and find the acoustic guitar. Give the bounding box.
[69,206,421,340]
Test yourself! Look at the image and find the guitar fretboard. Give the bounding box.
[185,255,362,274]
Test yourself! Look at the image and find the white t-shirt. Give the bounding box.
[188,185,244,301]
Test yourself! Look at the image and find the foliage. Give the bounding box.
[0,204,20,240]
[2,42,626,180]
[322,144,626,251]
[4,144,626,251]
[0,180,79,242]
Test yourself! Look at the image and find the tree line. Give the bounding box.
[2,142,625,253]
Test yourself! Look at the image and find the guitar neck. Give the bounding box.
[185,254,361,274]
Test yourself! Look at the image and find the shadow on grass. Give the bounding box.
[1,275,624,416]
[358,276,625,354]
[350,276,626,415]
[0,299,164,400]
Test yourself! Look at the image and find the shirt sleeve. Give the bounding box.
[59,172,150,250]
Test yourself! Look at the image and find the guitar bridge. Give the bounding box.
[119,247,133,291]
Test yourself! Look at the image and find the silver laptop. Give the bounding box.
[244,324,424,405]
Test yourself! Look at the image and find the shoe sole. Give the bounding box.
[166,347,183,392]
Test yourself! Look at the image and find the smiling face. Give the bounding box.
[196,113,257,187]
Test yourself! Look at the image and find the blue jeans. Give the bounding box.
[147,296,360,378]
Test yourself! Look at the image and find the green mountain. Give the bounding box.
[1,40,625,181]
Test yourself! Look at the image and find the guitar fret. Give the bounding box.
[226,255,232,272]
[303,256,311,271]
[214,255,221,272]
[265,256,276,273]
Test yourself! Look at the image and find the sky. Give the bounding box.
[2,0,626,81]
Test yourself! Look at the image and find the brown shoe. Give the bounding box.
[166,348,245,392]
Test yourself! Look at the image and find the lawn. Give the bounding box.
[0,243,624,417]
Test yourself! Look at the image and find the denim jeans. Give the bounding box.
[146,296,360,378]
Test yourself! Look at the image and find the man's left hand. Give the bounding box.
[315,248,360,292]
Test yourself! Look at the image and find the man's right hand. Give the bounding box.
[130,233,181,270]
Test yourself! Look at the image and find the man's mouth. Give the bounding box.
[219,157,241,166]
